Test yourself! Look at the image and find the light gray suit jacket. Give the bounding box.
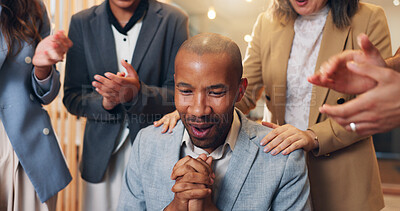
[0,2,71,203]
[63,0,189,183]
[118,110,311,210]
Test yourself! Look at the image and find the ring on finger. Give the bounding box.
[349,122,357,132]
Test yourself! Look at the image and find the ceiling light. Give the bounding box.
[394,0,400,6]
[208,7,216,20]
[246,0,253,2]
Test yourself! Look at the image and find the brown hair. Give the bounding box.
[267,0,359,29]
[0,0,44,56]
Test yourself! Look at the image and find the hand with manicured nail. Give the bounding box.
[92,59,141,110]
[308,33,400,136]
[260,122,318,155]
[317,62,400,136]
[153,110,181,133]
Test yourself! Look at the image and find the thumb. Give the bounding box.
[346,61,388,82]
[121,59,139,78]
[261,121,279,129]
[357,34,377,55]
[357,33,385,66]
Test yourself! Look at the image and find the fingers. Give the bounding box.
[173,188,212,200]
[54,31,73,48]
[260,124,286,146]
[93,74,121,92]
[171,156,213,180]
[153,110,181,133]
[263,127,295,153]
[343,121,389,136]
[347,61,390,83]
[167,111,180,133]
[261,121,279,129]
[172,183,210,194]
[260,125,312,155]
[104,72,127,85]
[47,31,73,61]
[117,72,126,77]
[121,59,139,79]
[319,93,370,119]
[281,140,304,155]
[357,33,380,59]
[174,171,213,186]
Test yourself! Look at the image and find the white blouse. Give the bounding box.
[284,6,329,131]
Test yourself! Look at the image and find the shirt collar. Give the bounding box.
[181,110,241,160]
[106,0,148,35]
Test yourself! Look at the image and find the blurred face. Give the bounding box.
[289,0,328,16]
[109,0,139,10]
[174,50,246,153]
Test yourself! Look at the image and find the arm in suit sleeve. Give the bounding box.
[309,6,392,156]
[118,130,146,210]
[272,150,311,210]
[235,13,265,114]
[63,15,122,121]
[124,14,189,115]
[31,4,61,105]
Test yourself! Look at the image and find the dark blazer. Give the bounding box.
[63,0,189,183]
[0,2,71,202]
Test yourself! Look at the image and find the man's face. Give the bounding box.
[109,0,139,10]
[174,50,246,152]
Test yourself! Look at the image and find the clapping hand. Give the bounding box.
[93,60,141,110]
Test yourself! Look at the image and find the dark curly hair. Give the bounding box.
[0,0,44,56]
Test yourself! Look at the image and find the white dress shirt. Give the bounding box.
[111,18,143,153]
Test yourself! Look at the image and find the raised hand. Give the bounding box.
[307,33,386,95]
[318,62,400,136]
[33,30,73,79]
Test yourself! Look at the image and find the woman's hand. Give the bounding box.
[32,30,73,80]
[260,122,319,155]
[154,110,181,133]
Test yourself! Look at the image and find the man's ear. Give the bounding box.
[236,78,248,103]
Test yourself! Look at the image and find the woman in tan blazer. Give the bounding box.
[235,0,391,210]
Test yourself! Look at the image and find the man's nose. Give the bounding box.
[188,94,211,117]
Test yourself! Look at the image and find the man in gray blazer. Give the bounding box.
[63,0,188,210]
[118,33,310,211]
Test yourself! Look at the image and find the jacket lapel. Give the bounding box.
[308,11,351,125]
[269,20,294,125]
[131,0,162,71]
[216,116,259,210]
[90,2,119,76]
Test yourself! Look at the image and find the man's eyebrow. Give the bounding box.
[207,84,227,89]
[176,82,193,88]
